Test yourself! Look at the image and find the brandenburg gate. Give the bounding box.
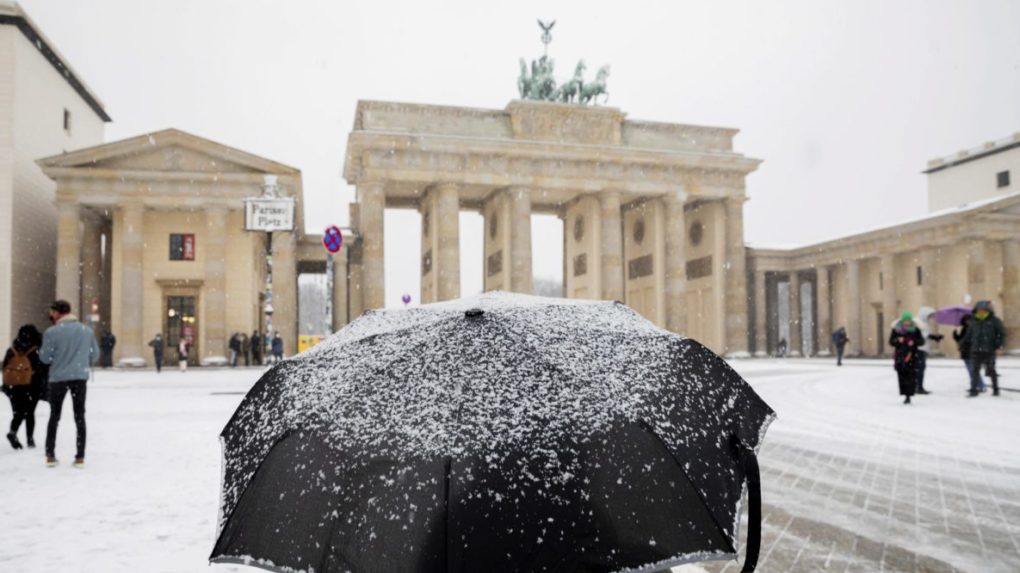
[341,99,761,356]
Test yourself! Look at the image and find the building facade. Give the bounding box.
[338,100,1019,358]
[0,1,108,346]
[748,133,1020,358]
[38,129,302,366]
[341,100,760,356]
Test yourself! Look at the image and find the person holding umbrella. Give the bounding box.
[953,314,983,393]
[963,300,1005,397]
[889,311,924,404]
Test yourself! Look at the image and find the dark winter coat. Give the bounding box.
[271,336,284,356]
[963,311,1005,355]
[148,336,164,355]
[952,318,971,359]
[831,329,848,348]
[250,333,262,355]
[3,326,48,401]
[229,335,241,353]
[889,322,925,372]
[100,332,117,351]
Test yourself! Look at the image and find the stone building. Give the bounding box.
[37,129,302,366]
[338,100,1019,359]
[341,100,761,356]
[748,133,1020,358]
[0,1,108,346]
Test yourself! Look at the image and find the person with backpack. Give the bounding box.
[39,300,99,468]
[831,327,849,366]
[3,324,48,450]
[963,300,1005,397]
[889,311,924,405]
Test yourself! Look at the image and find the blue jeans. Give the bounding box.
[964,358,984,392]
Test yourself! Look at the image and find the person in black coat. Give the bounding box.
[2,324,48,449]
[99,330,116,368]
[889,311,925,404]
[250,331,262,366]
[148,333,165,373]
[952,314,982,393]
[831,327,849,366]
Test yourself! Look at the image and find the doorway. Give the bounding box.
[166,295,198,365]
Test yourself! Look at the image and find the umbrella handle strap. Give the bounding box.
[740,449,762,573]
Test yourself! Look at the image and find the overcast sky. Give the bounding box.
[21,0,1020,307]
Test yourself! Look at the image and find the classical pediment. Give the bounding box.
[37,128,298,176]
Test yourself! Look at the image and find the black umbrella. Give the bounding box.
[211,292,774,573]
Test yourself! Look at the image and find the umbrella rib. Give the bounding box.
[637,419,739,556]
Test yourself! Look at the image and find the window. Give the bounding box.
[63,109,71,133]
[169,234,195,261]
[997,171,1010,188]
[917,266,923,286]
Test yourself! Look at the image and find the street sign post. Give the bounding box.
[322,225,344,333]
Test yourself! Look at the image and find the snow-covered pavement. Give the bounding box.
[0,358,1017,572]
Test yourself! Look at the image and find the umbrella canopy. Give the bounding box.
[931,305,973,326]
[211,292,775,573]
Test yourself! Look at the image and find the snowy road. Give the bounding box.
[0,358,1017,572]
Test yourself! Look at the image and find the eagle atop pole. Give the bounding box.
[538,19,555,57]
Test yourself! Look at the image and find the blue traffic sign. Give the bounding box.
[322,225,343,254]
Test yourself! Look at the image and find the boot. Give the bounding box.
[6,432,22,450]
[26,437,35,448]
[903,395,911,404]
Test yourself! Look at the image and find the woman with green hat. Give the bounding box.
[889,311,925,404]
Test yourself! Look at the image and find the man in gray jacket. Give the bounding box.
[39,300,98,468]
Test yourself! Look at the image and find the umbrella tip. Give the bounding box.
[465,308,484,318]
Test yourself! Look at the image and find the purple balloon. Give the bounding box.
[401,294,412,305]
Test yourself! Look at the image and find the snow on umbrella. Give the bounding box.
[210,292,775,573]
[931,304,973,326]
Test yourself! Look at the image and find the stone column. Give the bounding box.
[663,193,687,334]
[599,191,624,301]
[332,247,349,331]
[919,248,941,353]
[55,202,82,308]
[272,231,297,358]
[788,271,802,357]
[880,253,897,356]
[816,266,831,356]
[846,259,863,357]
[203,207,228,363]
[348,241,365,321]
[724,196,750,357]
[754,270,768,357]
[118,203,145,365]
[358,181,386,310]
[80,211,104,332]
[1003,239,1020,354]
[508,187,532,294]
[435,183,461,301]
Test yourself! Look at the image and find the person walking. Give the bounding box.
[912,308,943,395]
[148,333,164,373]
[250,331,262,366]
[953,314,982,393]
[240,332,250,366]
[178,337,190,373]
[889,311,924,405]
[271,333,284,364]
[776,337,787,357]
[963,300,1005,397]
[2,324,48,450]
[228,333,240,367]
[99,330,116,369]
[39,300,98,468]
[831,327,849,366]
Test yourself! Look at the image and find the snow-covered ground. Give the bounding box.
[0,358,1017,572]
